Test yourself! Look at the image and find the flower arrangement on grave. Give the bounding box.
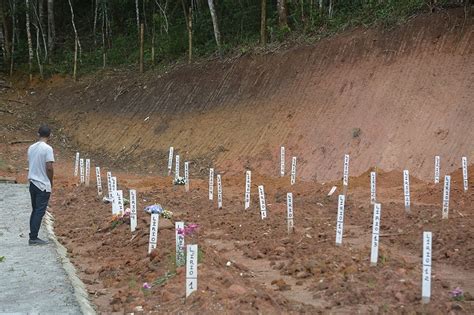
[144,204,173,220]
[173,177,186,185]
[450,287,464,301]
[177,223,199,244]
[177,223,199,237]
[110,208,131,228]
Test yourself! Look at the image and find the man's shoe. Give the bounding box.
[28,238,49,246]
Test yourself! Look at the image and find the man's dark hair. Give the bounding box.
[38,125,51,138]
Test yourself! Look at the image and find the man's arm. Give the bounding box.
[46,162,54,189]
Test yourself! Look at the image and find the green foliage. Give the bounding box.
[152,271,176,287]
[0,0,465,78]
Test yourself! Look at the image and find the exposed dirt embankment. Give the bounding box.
[40,10,473,181]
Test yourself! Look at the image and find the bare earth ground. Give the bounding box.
[1,119,473,313]
[0,8,473,315]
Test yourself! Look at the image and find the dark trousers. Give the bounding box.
[29,182,51,240]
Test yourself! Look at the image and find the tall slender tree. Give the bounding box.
[260,0,266,45]
[277,0,288,27]
[135,0,140,38]
[93,0,98,46]
[47,0,54,55]
[9,0,16,75]
[207,0,221,56]
[32,0,48,62]
[67,0,81,79]
[0,0,11,61]
[33,18,44,78]
[25,0,34,81]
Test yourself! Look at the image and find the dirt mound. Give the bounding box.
[49,164,474,314]
[35,9,473,183]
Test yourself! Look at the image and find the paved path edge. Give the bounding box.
[44,212,97,315]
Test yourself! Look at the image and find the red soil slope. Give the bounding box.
[38,9,473,181]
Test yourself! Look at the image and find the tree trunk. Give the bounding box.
[151,0,155,66]
[93,0,98,46]
[260,0,266,45]
[105,0,111,48]
[0,26,6,62]
[155,0,169,34]
[277,0,288,27]
[34,21,43,79]
[10,0,16,76]
[207,0,221,56]
[0,0,10,61]
[139,23,144,73]
[25,0,34,81]
[47,0,54,55]
[135,0,140,38]
[101,0,106,67]
[67,0,81,77]
[32,0,47,62]
[73,37,77,81]
[142,0,147,32]
[328,0,333,19]
[181,1,192,64]
[38,0,47,57]
[188,6,192,64]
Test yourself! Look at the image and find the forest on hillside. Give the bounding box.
[0,0,471,79]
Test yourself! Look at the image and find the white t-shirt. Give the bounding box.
[28,141,55,192]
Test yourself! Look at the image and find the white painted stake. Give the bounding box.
[287,192,294,234]
[186,244,198,298]
[328,186,337,196]
[209,168,214,200]
[280,146,285,177]
[95,167,103,196]
[370,171,376,205]
[217,174,223,209]
[184,161,190,192]
[85,159,91,187]
[370,203,381,266]
[244,171,251,210]
[148,213,159,254]
[290,157,297,185]
[117,190,124,215]
[258,185,267,219]
[175,155,180,180]
[343,154,350,189]
[175,222,185,267]
[442,175,451,219]
[462,157,468,192]
[434,156,440,184]
[74,152,80,177]
[106,171,112,199]
[112,190,119,215]
[422,232,432,304]
[111,176,117,192]
[335,195,345,246]
[403,170,411,213]
[130,189,137,232]
[167,146,174,176]
[79,158,85,184]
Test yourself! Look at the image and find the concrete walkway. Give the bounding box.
[0,184,86,314]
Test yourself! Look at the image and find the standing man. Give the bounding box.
[27,125,55,245]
